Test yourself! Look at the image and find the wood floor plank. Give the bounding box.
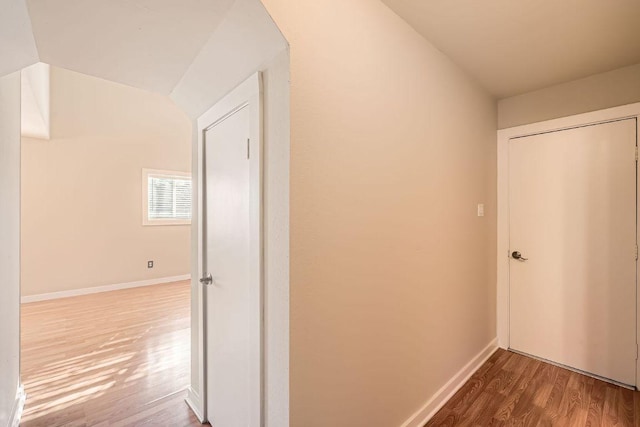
[633,390,640,427]
[491,357,542,422]
[586,379,606,427]
[425,350,640,427]
[20,281,203,427]
[618,387,635,426]
[428,350,514,426]
[603,385,621,425]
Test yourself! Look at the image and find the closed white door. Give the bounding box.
[203,102,260,426]
[509,119,637,386]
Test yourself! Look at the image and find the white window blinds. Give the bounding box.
[143,169,192,225]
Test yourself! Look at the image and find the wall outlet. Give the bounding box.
[148,260,154,268]
[477,203,485,217]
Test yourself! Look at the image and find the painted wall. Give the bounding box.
[21,63,51,140]
[21,66,192,297]
[0,72,22,426]
[498,63,640,129]
[260,0,497,425]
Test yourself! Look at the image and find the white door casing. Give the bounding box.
[497,103,640,387]
[197,73,263,426]
[508,119,637,386]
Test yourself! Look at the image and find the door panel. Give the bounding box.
[509,119,637,386]
[205,106,252,426]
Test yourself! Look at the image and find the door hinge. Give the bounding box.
[636,344,638,360]
[635,146,638,162]
[636,245,638,261]
[247,138,250,159]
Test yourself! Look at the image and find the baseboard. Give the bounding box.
[401,338,498,427]
[21,274,191,303]
[8,384,25,427]
[185,386,206,423]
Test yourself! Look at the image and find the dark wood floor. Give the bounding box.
[426,349,640,427]
[20,281,203,427]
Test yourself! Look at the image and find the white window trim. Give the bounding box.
[142,168,192,226]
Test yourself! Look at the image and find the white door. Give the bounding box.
[200,74,262,426]
[509,119,637,386]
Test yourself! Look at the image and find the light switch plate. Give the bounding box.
[477,204,485,217]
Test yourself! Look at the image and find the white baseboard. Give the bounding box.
[401,338,498,427]
[185,386,205,423]
[8,384,25,427]
[21,274,191,303]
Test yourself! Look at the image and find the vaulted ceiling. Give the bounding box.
[381,0,640,98]
[26,0,236,94]
[2,0,639,101]
[0,0,39,77]
[0,0,287,119]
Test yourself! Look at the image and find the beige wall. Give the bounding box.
[0,72,21,426]
[21,66,192,297]
[498,63,640,129]
[261,0,497,425]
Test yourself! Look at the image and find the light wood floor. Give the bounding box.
[426,348,640,426]
[20,281,203,427]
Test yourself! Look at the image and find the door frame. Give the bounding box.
[497,102,640,385]
[195,72,264,424]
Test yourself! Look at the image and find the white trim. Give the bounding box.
[8,384,25,427]
[142,168,192,226]
[497,102,640,386]
[185,386,205,423]
[400,339,498,427]
[21,275,191,303]
[197,72,264,425]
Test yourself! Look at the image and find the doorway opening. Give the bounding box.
[1,0,290,425]
[19,63,196,426]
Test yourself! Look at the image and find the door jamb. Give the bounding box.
[496,102,640,386]
[195,72,264,424]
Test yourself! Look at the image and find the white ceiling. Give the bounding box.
[9,0,636,102]
[170,0,288,118]
[381,0,640,98]
[0,0,39,77]
[26,0,236,94]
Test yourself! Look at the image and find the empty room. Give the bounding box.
[1,1,640,427]
[19,62,194,425]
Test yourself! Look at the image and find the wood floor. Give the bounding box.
[23,285,640,427]
[426,348,640,427]
[20,281,203,427]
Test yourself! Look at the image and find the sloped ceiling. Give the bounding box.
[10,0,639,102]
[381,0,640,98]
[170,0,288,118]
[0,0,39,76]
[26,0,236,94]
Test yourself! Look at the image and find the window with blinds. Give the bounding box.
[142,169,192,225]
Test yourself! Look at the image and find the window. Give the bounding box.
[142,169,192,225]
